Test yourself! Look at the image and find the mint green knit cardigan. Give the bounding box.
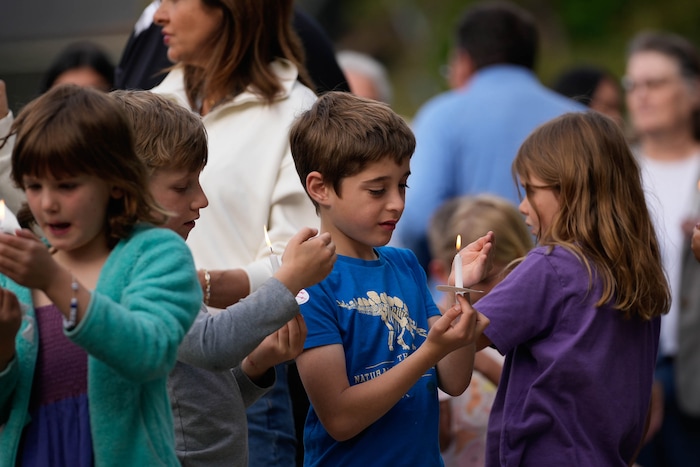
[0,224,202,466]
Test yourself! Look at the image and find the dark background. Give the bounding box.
[1,0,699,117]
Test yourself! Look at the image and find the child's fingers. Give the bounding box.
[452,295,477,332]
[432,305,462,333]
[293,226,319,244]
[289,314,308,346]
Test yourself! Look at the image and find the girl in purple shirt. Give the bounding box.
[467,111,670,466]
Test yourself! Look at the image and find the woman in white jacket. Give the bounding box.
[151,1,319,465]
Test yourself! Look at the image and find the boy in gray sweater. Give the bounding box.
[111,90,336,466]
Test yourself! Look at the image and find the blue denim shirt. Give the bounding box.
[395,65,584,268]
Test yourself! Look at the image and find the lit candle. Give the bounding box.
[453,234,463,289]
[0,200,21,234]
[263,225,281,272]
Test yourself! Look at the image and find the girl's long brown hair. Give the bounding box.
[513,111,670,320]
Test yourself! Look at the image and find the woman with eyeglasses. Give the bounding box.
[624,31,700,467]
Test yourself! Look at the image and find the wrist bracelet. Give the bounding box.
[62,276,79,331]
[203,269,211,305]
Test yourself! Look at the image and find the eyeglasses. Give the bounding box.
[521,183,559,194]
[621,75,679,93]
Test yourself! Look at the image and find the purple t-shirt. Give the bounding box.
[476,246,660,466]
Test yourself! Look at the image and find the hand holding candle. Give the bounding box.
[436,232,493,298]
[0,200,21,235]
[263,225,281,272]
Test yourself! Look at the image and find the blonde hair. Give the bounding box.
[110,90,208,174]
[513,111,670,320]
[428,194,533,277]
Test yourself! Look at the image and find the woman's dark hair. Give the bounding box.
[39,41,115,93]
[552,66,609,107]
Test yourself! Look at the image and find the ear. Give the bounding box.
[449,50,476,90]
[306,171,331,207]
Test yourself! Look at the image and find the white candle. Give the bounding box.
[264,224,281,272]
[453,234,463,289]
[270,254,281,272]
[0,200,21,234]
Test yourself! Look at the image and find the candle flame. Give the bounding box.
[0,200,5,221]
[697,179,700,191]
[263,225,273,252]
[455,234,461,251]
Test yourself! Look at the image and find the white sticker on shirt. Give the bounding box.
[296,289,309,305]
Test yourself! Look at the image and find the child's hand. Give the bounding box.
[276,227,336,294]
[242,314,308,381]
[0,287,22,370]
[0,229,60,291]
[426,294,489,358]
[692,224,700,262]
[450,231,495,287]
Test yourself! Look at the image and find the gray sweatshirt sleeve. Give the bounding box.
[232,365,276,408]
[177,278,299,371]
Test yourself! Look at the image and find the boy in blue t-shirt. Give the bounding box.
[289,91,493,466]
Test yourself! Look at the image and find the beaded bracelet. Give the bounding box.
[203,269,211,305]
[63,277,79,331]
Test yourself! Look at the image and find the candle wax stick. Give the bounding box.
[270,254,281,273]
[453,252,463,289]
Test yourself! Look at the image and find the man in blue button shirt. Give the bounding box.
[396,0,584,271]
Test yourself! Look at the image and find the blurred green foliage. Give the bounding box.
[298,0,700,117]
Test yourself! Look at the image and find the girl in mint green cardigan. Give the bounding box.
[0,85,202,466]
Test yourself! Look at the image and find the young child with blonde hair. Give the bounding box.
[427,194,533,467]
[111,89,335,467]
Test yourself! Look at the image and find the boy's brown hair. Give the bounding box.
[289,91,415,210]
[110,90,208,174]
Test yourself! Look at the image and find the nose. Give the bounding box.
[518,198,528,216]
[193,182,209,210]
[153,0,167,26]
[387,188,405,214]
[41,189,58,212]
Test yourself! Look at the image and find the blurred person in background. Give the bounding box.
[115,0,348,95]
[623,30,700,467]
[336,50,393,104]
[395,0,583,272]
[39,41,114,93]
[551,65,623,125]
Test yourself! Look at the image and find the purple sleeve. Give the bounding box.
[475,249,564,355]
